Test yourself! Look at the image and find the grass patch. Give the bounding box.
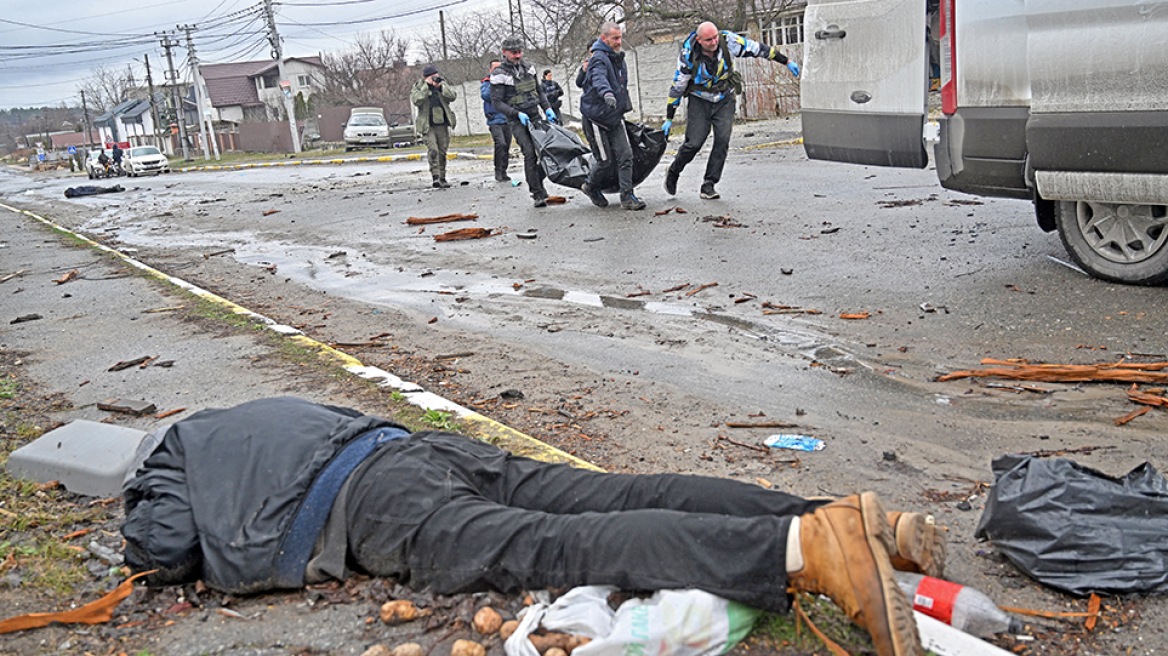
[750,595,876,654]
[0,378,17,399]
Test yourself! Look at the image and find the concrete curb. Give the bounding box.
[0,201,600,472]
[176,151,492,173]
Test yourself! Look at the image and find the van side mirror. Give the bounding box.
[341,122,347,127]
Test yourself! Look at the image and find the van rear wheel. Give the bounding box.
[1056,200,1168,285]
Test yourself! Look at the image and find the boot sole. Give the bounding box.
[891,513,947,578]
[859,493,924,656]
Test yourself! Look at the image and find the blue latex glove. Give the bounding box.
[787,61,800,78]
[518,112,530,127]
[545,108,557,123]
[662,120,672,138]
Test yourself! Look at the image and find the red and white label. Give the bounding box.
[911,576,962,625]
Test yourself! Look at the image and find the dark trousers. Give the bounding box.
[669,94,736,185]
[585,120,633,196]
[345,432,825,613]
[509,116,546,196]
[489,123,512,176]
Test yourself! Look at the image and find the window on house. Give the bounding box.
[261,72,279,89]
[765,13,804,47]
[297,74,311,87]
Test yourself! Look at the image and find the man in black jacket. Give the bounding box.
[542,70,564,125]
[123,396,936,656]
[491,36,558,208]
[579,22,645,211]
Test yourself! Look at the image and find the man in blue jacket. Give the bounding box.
[122,396,937,656]
[579,22,645,211]
[481,60,513,182]
[662,22,799,200]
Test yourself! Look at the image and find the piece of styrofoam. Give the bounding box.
[5,420,147,498]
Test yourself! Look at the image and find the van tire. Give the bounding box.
[1056,200,1168,285]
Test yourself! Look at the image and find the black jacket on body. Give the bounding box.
[579,39,632,131]
[121,397,405,593]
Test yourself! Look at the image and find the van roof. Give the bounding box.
[350,107,385,116]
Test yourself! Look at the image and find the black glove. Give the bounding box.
[604,93,617,109]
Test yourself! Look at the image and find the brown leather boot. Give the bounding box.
[788,492,923,656]
[887,511,947,578]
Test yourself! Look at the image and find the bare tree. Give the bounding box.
[316,30,413,107]
[417,9,511,85]
[629,0,801,41]
[77,65,137,115]
[523,0,610,64]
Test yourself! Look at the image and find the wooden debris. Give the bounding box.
[154,408,187,420]
[840,311,870,320]
[1,269,25,283]
[406,213,478,225]
[108,356,154,371]
[0,571,153,634]
[434,227,496,242]
[1014,445,1115,458]
[762,308,822,315]
[1115,406,1151,425]
[717,434,769,453]
[262,209,279,216]
[204,248,235,258]
[626,290,650,298]
[938,360,1168,383]
[662,283,689,293]
[54,269,79,284]
[142,306,183,314]
[725,421,800,428]
[435,352,474,360]
[684,282,718,296]
[545,196,567,205]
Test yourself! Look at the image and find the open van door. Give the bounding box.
[801,0,929,168]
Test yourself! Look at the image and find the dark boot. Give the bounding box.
[664,168,679,196]
[620,192,646,210]
[582,182,609,207]
[532,190,549,208]
[700,182,719,199]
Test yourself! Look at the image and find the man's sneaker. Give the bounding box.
[700,182,720,199]
[495,172,511,182]
[438,179,451,188]
[582,182,609,207]
[620,193,646,211]
[664,169,679,196]
[432,179,443,189]
[533,191,549,208]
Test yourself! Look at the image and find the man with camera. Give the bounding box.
[411,64,458,188]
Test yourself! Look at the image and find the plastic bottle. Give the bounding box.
[895,571,1025,638]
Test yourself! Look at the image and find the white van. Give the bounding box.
[800,0,1168,284]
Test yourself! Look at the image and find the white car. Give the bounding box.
[123,146,171,176]
[343,109,392,151]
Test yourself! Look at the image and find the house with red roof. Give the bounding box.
[196,57,324,124]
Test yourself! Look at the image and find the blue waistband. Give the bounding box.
[274,425,409,588]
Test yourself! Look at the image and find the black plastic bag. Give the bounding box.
[608,121,667,194]
[527,120,591,189]
[975,455,1168,595]
[529,120,667,192]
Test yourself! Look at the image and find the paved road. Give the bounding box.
[2,119,1167,654]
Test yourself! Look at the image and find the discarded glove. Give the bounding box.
[662,120,672,138]
[604,93,617,109]
[787,61,800,78]
[518,112,530,127]
[545,108,557,123]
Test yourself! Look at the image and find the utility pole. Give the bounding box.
[181,24,220,160]
[508,0,515,34]
[143,54,164,150]
[263,0,302,153]
[440,11,448,60]
[81,90,94,149]
[158,31,190,160]
[517,0,525,41]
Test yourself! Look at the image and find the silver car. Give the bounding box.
[801,0,1168,284]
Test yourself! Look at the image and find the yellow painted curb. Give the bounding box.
[743,137,803,151]
[0,201,597,471]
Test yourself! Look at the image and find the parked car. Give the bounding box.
[122,146,170,176]
[84,149,117,179]
[343,107,416,151]
[801,0,1168,284]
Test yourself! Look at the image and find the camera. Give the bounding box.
[432,76,443,84]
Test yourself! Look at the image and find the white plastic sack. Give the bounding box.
[505,587,760,656]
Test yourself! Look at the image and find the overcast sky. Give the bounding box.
[0,0,507,110]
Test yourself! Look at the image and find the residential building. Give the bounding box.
[197,57,324,124]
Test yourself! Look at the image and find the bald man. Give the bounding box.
[662,22,799,200]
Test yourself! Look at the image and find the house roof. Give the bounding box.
[200,56,323,108]
[121,99,154,120]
